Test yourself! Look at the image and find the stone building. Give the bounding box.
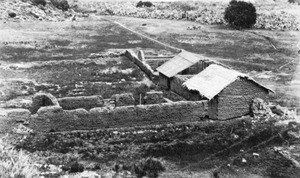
[156,50,214,89]
[183,64,274,119]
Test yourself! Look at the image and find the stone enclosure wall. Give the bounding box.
[4,92,208,132]
[29,100,208,132]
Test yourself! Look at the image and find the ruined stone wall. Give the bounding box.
[29,100,208,132]
[124,50,157,81]
[217,78,269,120]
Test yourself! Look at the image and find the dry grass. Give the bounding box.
[0,136,40,178]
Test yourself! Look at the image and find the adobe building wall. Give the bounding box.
[29,100,208,132]
[217,78,269,120]
[158,73,170,89]
[208,97,218,119]
[170,75,201,101]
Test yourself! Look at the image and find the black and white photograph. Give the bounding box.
[0,0,300,177]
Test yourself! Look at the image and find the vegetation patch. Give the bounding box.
[224,0,257,29]
[14,116,300,177]
[92,1,300,31]
[50,0,70,11]
[0,136,40,178]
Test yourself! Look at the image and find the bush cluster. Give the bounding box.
[50,0,70,11]
[224,0,257,29]
[134,158,165,178]
[95,1,299,31]
[136,1,153,8]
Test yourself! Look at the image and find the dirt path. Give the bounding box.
[104,16,269,69]
[102,17,182,53]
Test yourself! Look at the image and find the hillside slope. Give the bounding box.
[0,0,74,22]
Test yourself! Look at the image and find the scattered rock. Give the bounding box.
[187,25,202,30]
[250,98,273,117]
[271,105,288,116]
[30,92,60,114]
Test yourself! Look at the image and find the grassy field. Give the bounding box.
[0,17,172,100]
[0,19,165,62]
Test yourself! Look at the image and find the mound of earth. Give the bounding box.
[0,0,76,22]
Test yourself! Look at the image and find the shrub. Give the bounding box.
[136,1,153,8]
[31,0,46,6]
[8,12,17,18]
[224,0,257,29]
[134,157,165,178]
[133,84,150,105]
[50,0,70,11]
[170,2,196,11]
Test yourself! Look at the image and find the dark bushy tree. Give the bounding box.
[224,0,257,29]
[136,1,153,8]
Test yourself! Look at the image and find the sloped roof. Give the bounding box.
[182,64,274,100]
[156,50,207,78]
